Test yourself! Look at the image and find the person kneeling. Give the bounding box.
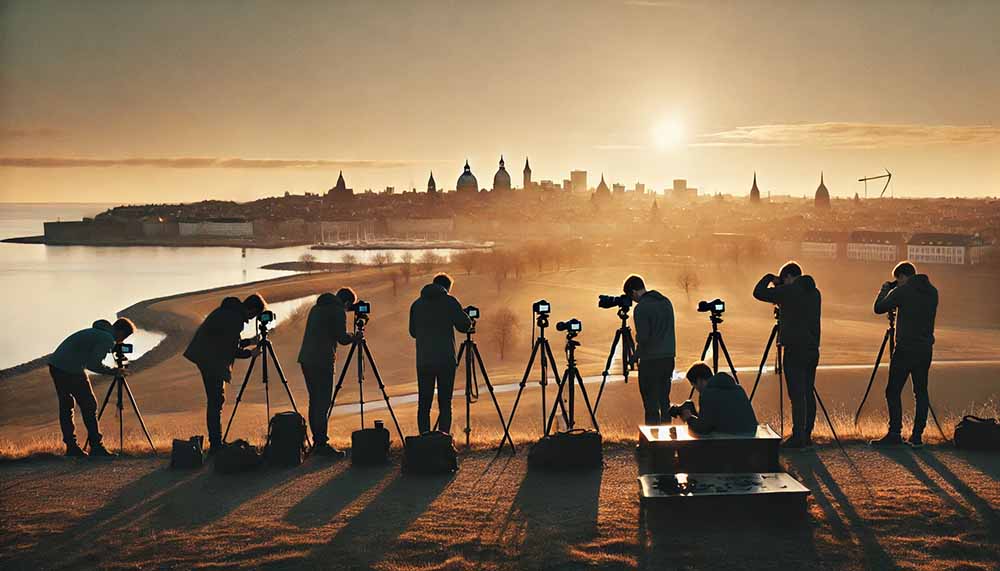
[677,362,758,435]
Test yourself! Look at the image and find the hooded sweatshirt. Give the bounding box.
[409,283,473,368]
[633,290,676,361]
[687,372,758,434]
[873,274,938,351]
[298,292,354,370]
[183,296,251,378]
[753,274,821,351]
[49,320,117,376]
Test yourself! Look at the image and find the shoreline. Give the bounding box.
[1,236,311,249]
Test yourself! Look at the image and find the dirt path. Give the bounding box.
[1,444,997,570]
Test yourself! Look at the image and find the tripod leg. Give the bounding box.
[88,378,118,452]
[117,379,124,454]
[465,340,472,447]
[778,346,784,439]
[122,378,156,453]
[927,402,949,443]
[575,368,601,432]
[854,330,890,427]
[500,339,542,451]
[595,329,623,413]
[750,325,777,402]
[623,328,636,383]
[223,351,259,443]
[268,343,311,448]
[542,341,570,425]
[717,335,740,384]
[545,368,571,435]
[473,343,515,453]
[814,388,846,454]
[361,342,405,443]
[327,340,358,419]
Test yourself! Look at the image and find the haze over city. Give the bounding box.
[2,0,999,202]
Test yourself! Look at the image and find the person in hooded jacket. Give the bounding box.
[624,274,677,425]
[48,317,135,457]
[753,261,821,449]
[679,361,758,434]
[184,293,266,452]
[297,288,356,457]
[870,261,938,448]
[409,273,473,434]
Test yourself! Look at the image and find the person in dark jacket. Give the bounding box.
[870,261,938,448]
[753,261,821,449]
[48,317,135,457]
[625,274,677,425]
[409,273,473,434]
[297,289,356,457]
[679,362,758,434]
[184,293,266,451]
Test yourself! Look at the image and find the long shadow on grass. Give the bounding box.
[903,448,999,533]
[284,461,394,528]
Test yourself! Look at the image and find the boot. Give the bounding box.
[65,442,87,458]
[312,442,346,459]
[869,433,903,447]
[907,433,924,449]
[89,441,117,458]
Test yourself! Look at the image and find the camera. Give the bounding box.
[597,294,632,310]
[556,318,582,333]
[351,300,371,314]
[258,310,276,324]
[465,305,480,319]
[114,343,134,355]
[668,400,697,419]
[697,298,725,314]
[532,299,551,314]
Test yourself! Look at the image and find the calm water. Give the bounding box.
[0,203,462,369]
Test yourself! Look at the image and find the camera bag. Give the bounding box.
[954,416,1000,451]
[402,431,458,474]
[351,425,390,466]
[214,439,262,474]
[264,411,308,467]
[170,436,204,469]
[528,428,603,471]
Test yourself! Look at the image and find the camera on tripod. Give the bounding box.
[464,305,480,320]
[351,300,371,315]
[668,400,696,419]
[112,342,133,366]
[556,318,582,334]
[532,299,551,314]
[697,298,726,315]
[597,294,632,310]
[258,310,276,326]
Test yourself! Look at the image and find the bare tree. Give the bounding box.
[400,252,414,282]
[677,266,700,299]
[341,253,358,272]
[489,251,509,292]
[524,242,547,273]
[454,250,480,275]
[372,252,390,270]
[418,250,441,274]
[384,252,396,265]
[298,252,317,271]
[489,308,520,360]
[389,270,401,297]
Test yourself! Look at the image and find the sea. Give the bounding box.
[0,203,462,369]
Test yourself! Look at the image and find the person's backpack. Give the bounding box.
[528,429,603,471]
[170,436,204,469]
[403,431,458,474]
[954,416,1000,451]
[214,439,262,474]
[352,420,391,466]
[264,411,308,467]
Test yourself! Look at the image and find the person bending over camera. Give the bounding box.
[184,293,266,453]
[870,261,938,449]
[48,317,135,457]
[624,274,676,425]
[676,362,758,435]
[753,261,821,449]
[409,273,473,434]
[297,289,357,457]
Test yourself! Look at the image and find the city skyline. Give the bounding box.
[2,0,999,202]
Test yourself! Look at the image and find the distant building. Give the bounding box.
[326,171,354,202]
[179,218,253,238]
[320,220,376,242]
[815,173,831,209]
[750,172,761,204]
[612,183,626,195]
[907,233,990,265]
[570,170,588,194]
[456,160,479,194]
[634,182,646,195]
[670,179,697,201]
[593,174,611,200]
[800,230,845,260]
[492,155,512,192]
[427,171,437,194]
[523,157,533,191]
[847,231,905,262]
[385,217,454,239]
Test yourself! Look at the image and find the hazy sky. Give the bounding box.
[1,0,998,202]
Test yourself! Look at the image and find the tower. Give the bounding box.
[523,157,532,191]
[815,172,831,209]
[427,171,437,193]
[750,172,761,204]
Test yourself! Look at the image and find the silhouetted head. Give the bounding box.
[623,274,646,302]
[335,287,357,306]
[893,261,917,286]
[243,293,267,319]
[778,261,803,285]
[112,318,135,342]
[433,272,453,292]
[686,361,713,394]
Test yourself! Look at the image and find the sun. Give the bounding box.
[651,117,685,150]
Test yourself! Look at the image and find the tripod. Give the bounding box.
[223,318,308,445]
[854,310,948,441]
[544,327,600,435]
[94,347,156,454]
[594,304,635,413]
[454,322,514,451]
[502,311,569,451]
[326,312,404,443]
[688,309,740,399]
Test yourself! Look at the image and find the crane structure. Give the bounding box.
[858,169,892,199]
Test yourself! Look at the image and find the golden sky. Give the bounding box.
[1,0,998,202]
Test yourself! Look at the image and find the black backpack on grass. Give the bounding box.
[403,431,458,474]
[528,429,603,471]
[215,439,262,474]
[170,436,204,469]
[265,411,308,467]
[352,421,391,466]
[954,416,1000,451]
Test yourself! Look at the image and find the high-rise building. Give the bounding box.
[670,179,697,201]
[570,170,587,193]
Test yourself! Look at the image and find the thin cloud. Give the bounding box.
[693,123,1000,149]
[0,156,429,169]
[0,127,63,139]
[593,144,645,151]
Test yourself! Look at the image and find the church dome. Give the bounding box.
[457,160,479,193]
[493,155,511,192]
[815,172,831,209]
